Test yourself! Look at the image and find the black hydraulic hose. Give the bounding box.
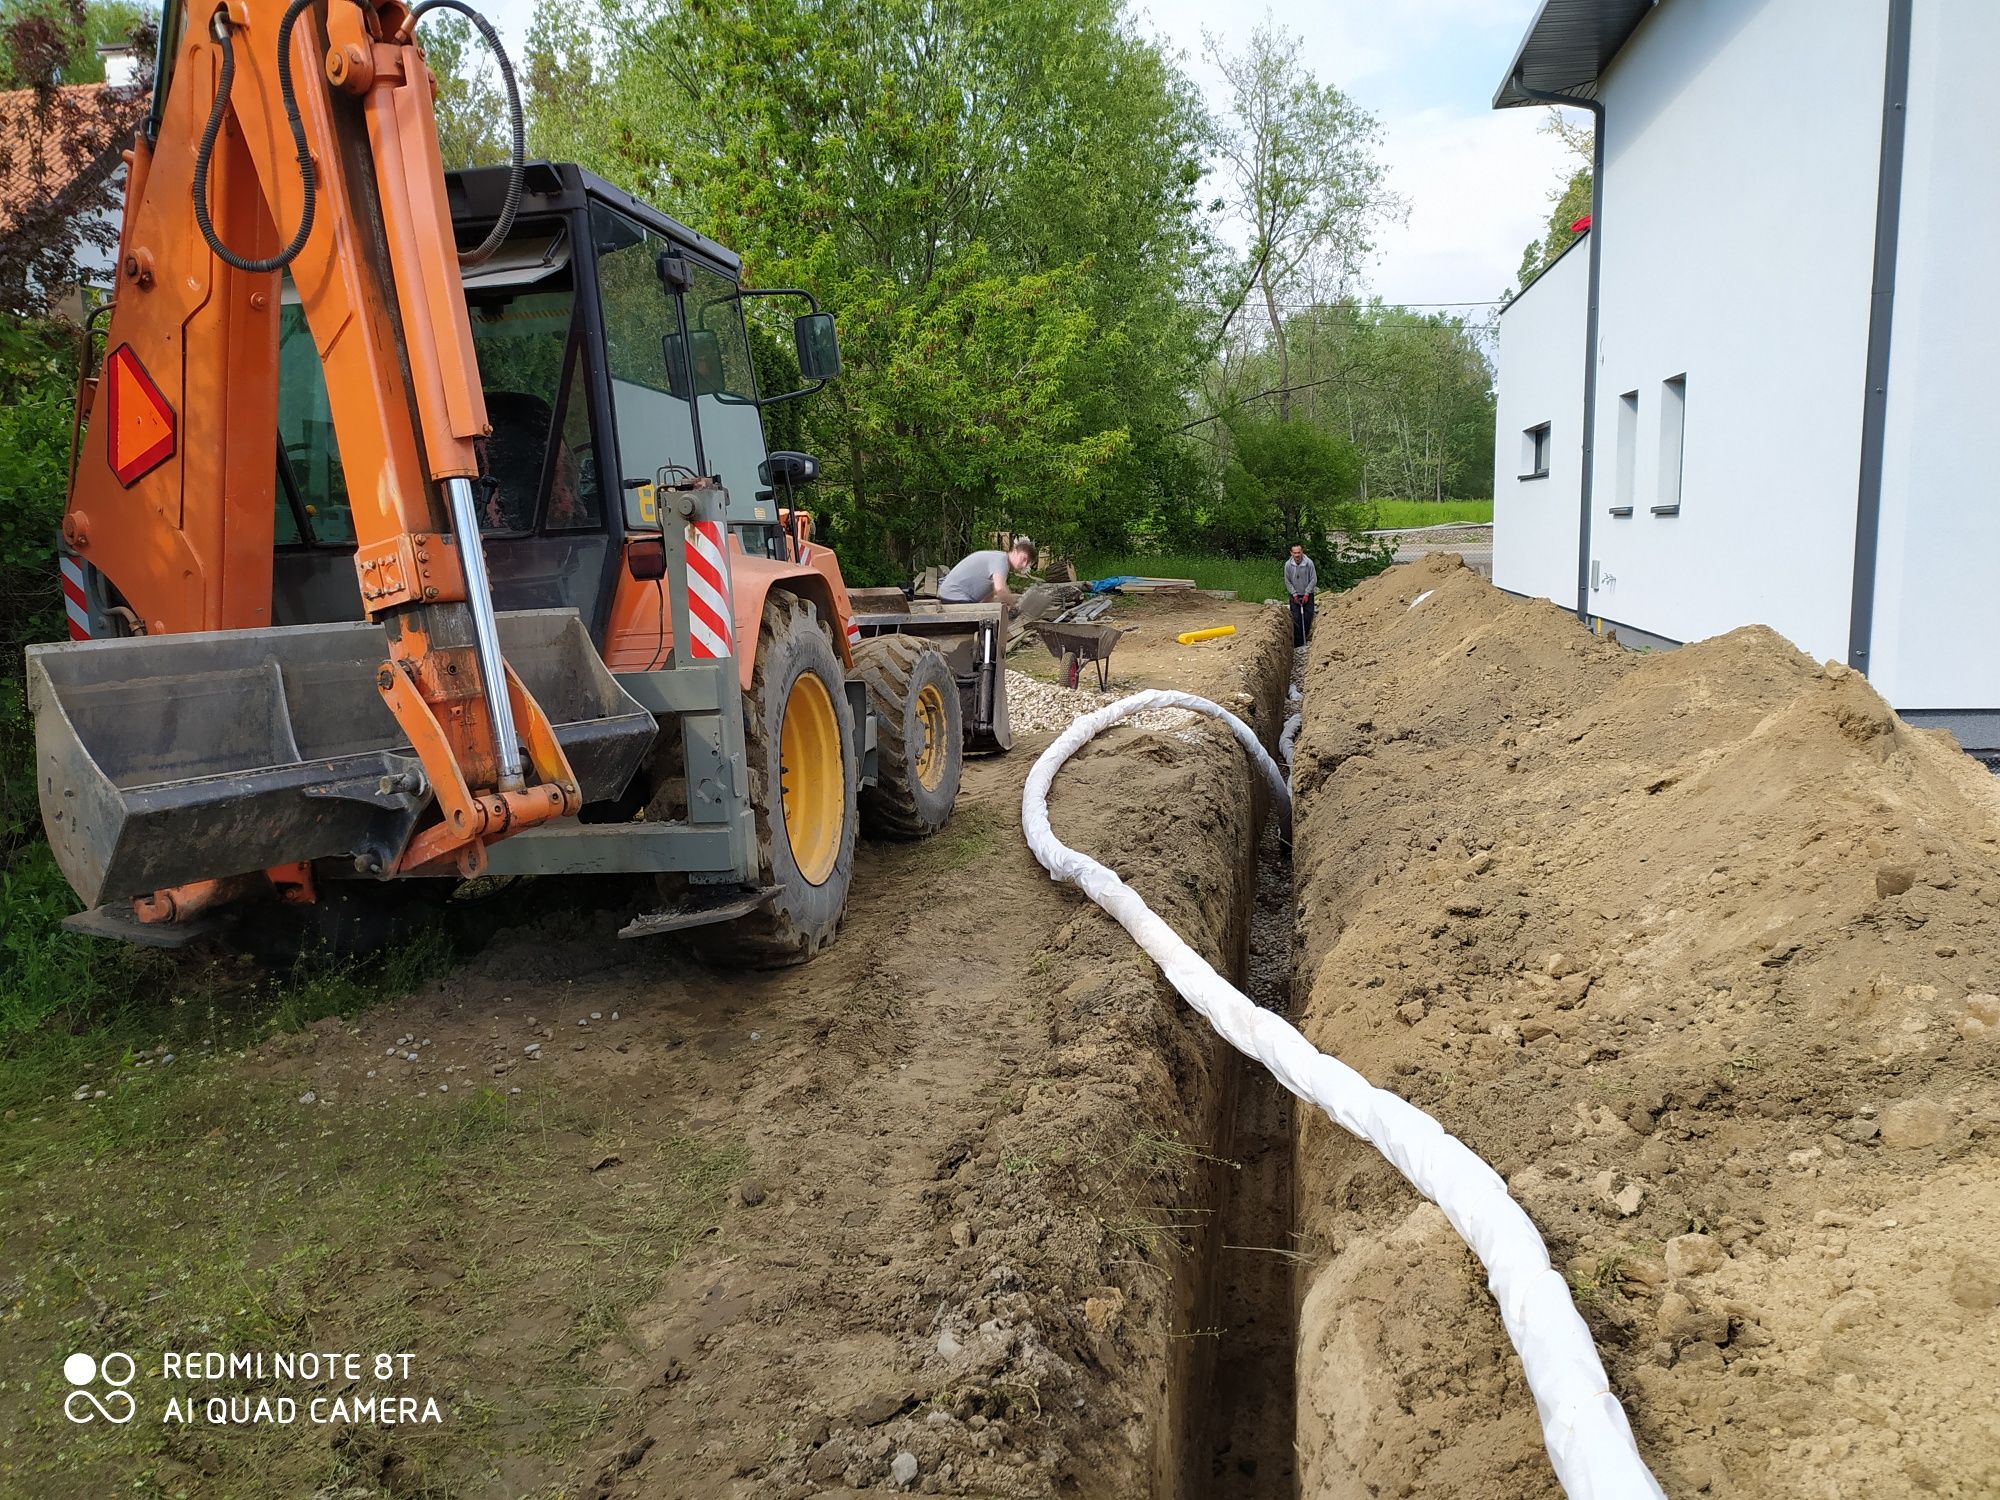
[404,0,525,267]
[192,0,317,274]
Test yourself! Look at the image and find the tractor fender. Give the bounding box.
[729,550,854,692]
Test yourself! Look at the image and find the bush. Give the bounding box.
[1205,414,1394,586]
[1,318,77,854]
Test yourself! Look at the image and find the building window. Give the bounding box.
[1653,375,1686,515]
[1611,390,1638,515]
[1521,422,1551,480]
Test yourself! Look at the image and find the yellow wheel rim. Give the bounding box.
[914,682,951,792]
[779,670,843,886]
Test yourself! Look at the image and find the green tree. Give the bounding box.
[0,321,80,852]
[0,0,152,311]
[524,0,1210,580]
[416,13,509,169]
[1514,108,1594,291]
[1211,413,1388,578]
[1194,299,1495,506]
[0,0,149,84]
[1206,21,1398,419]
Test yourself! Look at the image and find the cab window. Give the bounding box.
[274,248,604,543]
[684,262,769,508]
[591,204,699,498]
[466,287,599,535]
[277,303,354,544]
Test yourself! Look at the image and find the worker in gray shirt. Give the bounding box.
[939,537,1035,606]
[1285,543,1318,646]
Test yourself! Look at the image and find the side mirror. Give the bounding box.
[760,451,819,486]
[662,330,724,400]
[794,312,842,381]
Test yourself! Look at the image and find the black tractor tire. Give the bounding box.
[853,635,961,840]
[692,593,859,967]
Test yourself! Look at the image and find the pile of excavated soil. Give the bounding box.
[1289,555,2000,1499]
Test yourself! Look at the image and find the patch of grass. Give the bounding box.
[0,1060,743,1497]
[265,927,458,1034]
[1073,552,1287,600]
[1370,499,1493,529]
[0,842,172,1038]
[0,919,460,1129]
[1071,517,1487,597]
[907,803,1000,875]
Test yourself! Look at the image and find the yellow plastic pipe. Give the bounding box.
[1176,625,1237,645]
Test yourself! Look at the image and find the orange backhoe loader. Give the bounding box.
[27,0,964,962]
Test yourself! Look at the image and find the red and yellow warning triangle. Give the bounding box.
[104,343,176,487]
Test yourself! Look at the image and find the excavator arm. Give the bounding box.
[29,0,653,911]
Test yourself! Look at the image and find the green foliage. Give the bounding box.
[1206,21,1399,429]
[263,926,458,1034]
[0,0,149,86]
[1213,300,1496,505]
[0,843,152,1038]
[1371,499,1493,528]
[416,12,510,169]
[1515,111,1595,292]
[1213,414,1358,556]
[1517,165,1593,290]
[1204,414,1392,584]
[525,0,1211,581]
[0,319,77,854]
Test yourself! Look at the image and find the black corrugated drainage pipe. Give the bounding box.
[1509,73,1604,625]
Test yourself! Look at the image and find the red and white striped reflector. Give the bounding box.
[684,520,735,660]
[844,618,861,647]
[59,555,90,640]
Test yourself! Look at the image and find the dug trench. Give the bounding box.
[1288,555,2000,1499]
[0,592,1304,1500]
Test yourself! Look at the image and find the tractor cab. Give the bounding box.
[271,161,840,644]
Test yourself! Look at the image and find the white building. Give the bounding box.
[1491,0,1998,750]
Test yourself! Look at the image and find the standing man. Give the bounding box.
[938,536,1036,608]
[1285,543,1318,646]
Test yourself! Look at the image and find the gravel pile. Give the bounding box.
[1004,669,1200,736]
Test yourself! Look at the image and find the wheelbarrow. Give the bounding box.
[1036,620,1124,691]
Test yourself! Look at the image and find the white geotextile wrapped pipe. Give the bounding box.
[1022,690,1667,1500]
[1279,710,1302,767]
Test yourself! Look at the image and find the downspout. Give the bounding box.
[1846,0,1913,673]
[1511,74,1604,624]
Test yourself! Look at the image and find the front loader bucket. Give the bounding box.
[26,610,656,908]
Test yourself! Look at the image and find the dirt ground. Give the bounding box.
[1289,555,2000,1498]
[2,591,1292,1499]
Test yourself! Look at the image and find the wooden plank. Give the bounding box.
[846,587,910,614]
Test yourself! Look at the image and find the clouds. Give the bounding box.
[470,0,1575,310]
[1372,105,1573,307]
[1134,0,1579,307]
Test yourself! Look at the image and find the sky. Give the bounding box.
[470,0,1576,312]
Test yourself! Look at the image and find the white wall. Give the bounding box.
[1492,237,1588,608]
[1869,0,2000,710]
[1581,0,1886,659]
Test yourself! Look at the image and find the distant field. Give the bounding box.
[1369,499,1492,528]
[1072,504,1492,596]
[1072,553,1289,599]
